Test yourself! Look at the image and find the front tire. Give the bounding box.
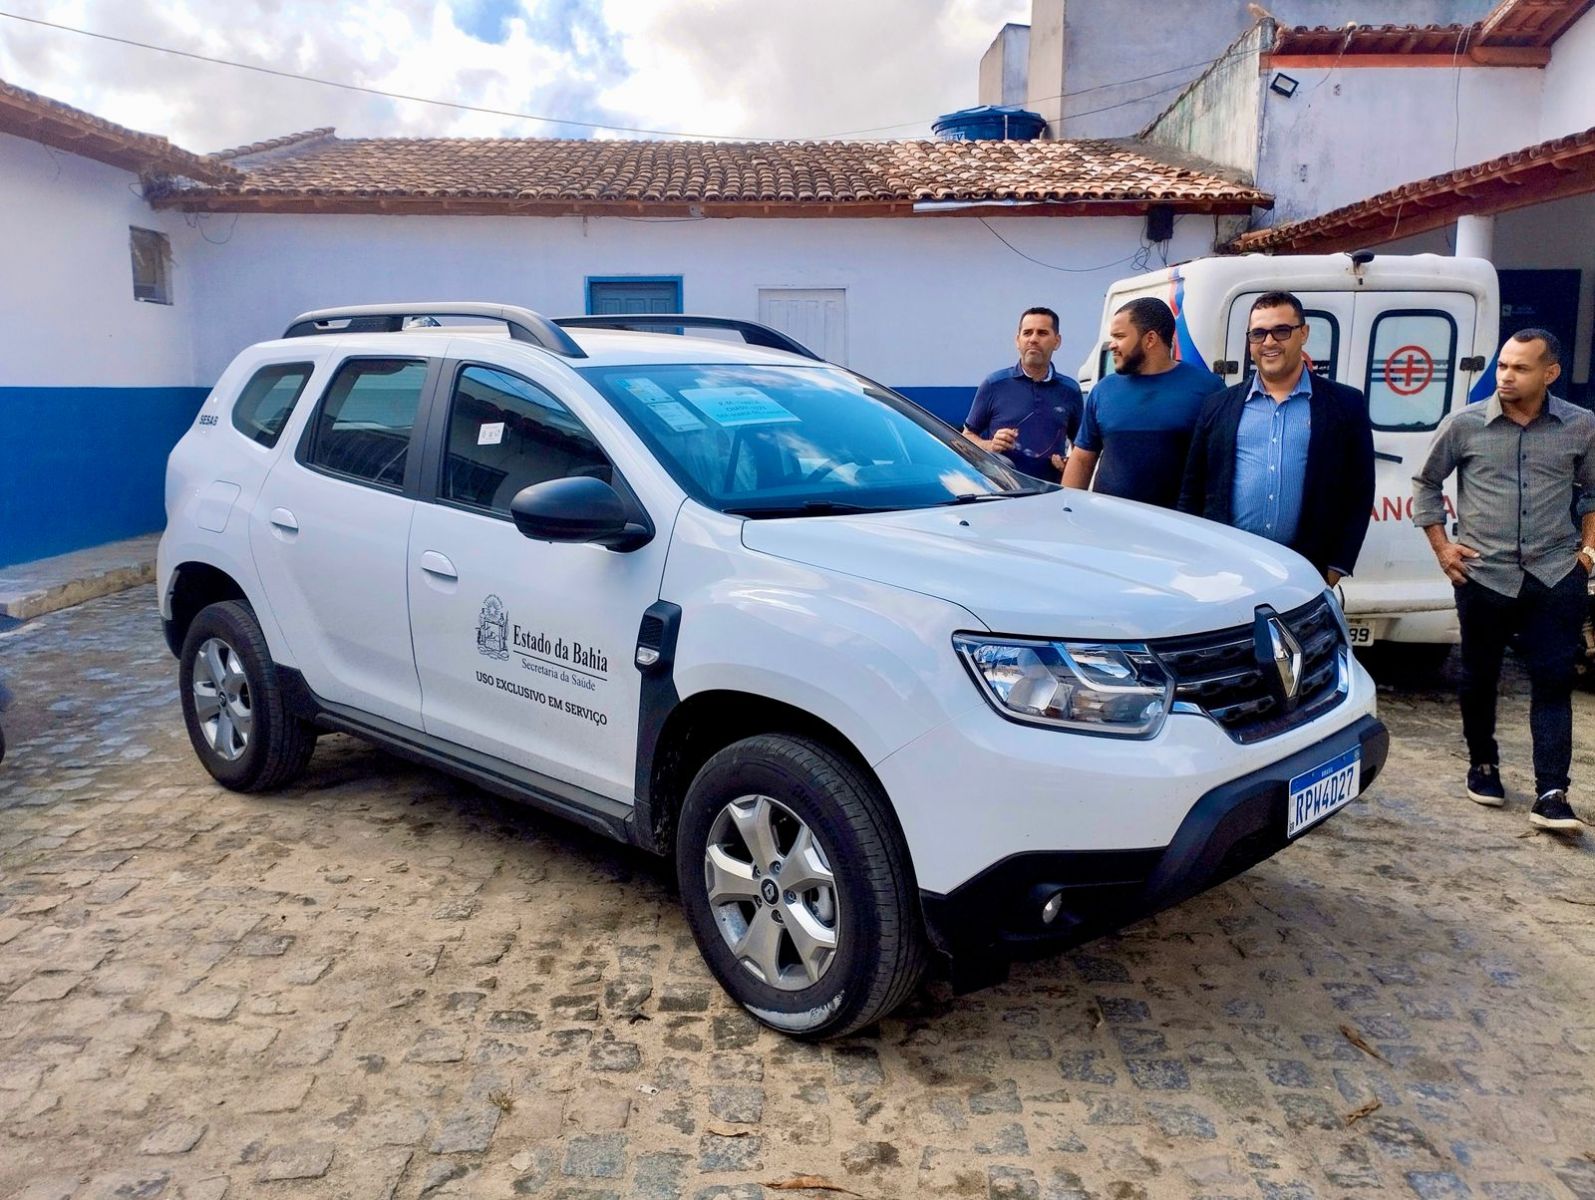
[675,734,925,1039]
[179,601,316,792]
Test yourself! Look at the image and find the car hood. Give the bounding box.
[738,490,1327,639]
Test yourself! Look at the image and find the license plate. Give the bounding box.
[1345,620,1375,646]
[1287,747,1362,838]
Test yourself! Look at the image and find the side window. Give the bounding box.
[1365,310,1458,431]
[1301,309,1340,381]
[441,365,612,515]
[232,362,314,448]
[303,358,428,489]
[130,227,172,304]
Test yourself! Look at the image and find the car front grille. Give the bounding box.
[1150,595,1347,743]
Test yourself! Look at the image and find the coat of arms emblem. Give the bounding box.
[477,595,510,660]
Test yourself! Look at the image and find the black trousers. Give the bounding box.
[1454,567,1589,794]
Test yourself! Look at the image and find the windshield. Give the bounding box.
[579,363,1042,515]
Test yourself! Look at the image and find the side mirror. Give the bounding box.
[508,477,653,551]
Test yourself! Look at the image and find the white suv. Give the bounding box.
[159,303,1388,1038]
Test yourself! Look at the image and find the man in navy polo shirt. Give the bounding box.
[1064,297,1224,508]
[962,306,1083,484]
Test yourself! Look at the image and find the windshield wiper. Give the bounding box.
[723,500,893,518]
[937,489,1043,505]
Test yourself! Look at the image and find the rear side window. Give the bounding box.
[1365,310,1458,431]
[1301,310,1339,381]
[232,362,314,448]
[440,365,611,515]
[302,358,428,489]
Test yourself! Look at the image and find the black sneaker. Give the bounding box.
[1466,763,1505,807]
[1529,789,1584,833]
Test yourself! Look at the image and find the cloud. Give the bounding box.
[0,0,1027,151]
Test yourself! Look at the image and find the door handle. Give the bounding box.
[269,507,299,532]
[1374,451,1403,465]
[420,550,458,580]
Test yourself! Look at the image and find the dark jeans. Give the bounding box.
[1455,567,1589,794]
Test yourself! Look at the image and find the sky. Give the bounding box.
[0,0,1029,152]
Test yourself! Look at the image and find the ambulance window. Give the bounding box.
[1301,310,1339,382]
[1364,310,1458,432]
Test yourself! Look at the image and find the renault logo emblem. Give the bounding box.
[1253,606,1303,706]
[1267,617,1302,700]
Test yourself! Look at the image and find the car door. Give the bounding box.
[1348,292,1478,578]
[250,355,437,727]
[407,359,671,803]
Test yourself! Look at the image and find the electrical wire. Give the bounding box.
[1,7,1264,143]
[977,218,1142,273]
[828,40,1268,137]
[0,7,746,140]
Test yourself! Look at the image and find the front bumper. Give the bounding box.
[919,714,1389,991]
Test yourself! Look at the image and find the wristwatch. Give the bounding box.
[1580,545,1595,567]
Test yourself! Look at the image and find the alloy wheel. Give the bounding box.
[702,794,840,990]
[190,636,253,761]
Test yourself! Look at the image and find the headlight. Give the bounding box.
[953,635,1174,737]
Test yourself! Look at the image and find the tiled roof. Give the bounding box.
[1270,0,1592,58]
[148,135,1270,216]
[1478,0,1595,47]
[213,128,336,162]
[0,78,238,183]
[1271,23,1476,56]
[1230,125,1595,253]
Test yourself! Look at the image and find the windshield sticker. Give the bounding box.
[618,377,677,406]
[477,421,505,446]
[648,401,707,433]
[681,386,799,427]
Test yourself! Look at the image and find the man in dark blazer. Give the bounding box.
[1178,291,1375,585]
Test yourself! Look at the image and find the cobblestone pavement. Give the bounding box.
[1,587,1593,1200]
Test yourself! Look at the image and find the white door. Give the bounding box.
[250,356,432,726]
[758,288,847,365]
[1348,292,1477,577]
[1224,291,1356,386]
[407,363,671,802]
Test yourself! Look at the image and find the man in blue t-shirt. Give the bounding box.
[963,306,1083,484]
[1063,297,1223,508]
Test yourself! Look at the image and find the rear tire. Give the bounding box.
[675,734,925,1039]
[179,601,316,792]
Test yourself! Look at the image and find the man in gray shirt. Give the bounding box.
[1412,328,1595,832]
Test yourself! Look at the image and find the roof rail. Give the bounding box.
[282,303,587,358]
[553,314,822,361]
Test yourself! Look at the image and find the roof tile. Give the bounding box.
[150,135,1270,213]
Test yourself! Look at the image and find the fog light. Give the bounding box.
[1041,891,1065,925]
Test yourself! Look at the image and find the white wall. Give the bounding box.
[1540,6,1595,142]
[1255,66,1545,224]
[0,132,203,388]
[1026,0,1065,133]
[1051,0,1494,139]
[978,24,1031,109]
[1142,23,1267,178]
[181,210,1219,389]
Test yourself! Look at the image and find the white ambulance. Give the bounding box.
[1079,252,1500,668]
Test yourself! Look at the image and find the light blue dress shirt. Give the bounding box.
[1232,366,1313,546]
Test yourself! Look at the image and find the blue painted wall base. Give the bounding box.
[0,386,209,568]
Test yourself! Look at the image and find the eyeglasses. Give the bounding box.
[1246,323,1303,344]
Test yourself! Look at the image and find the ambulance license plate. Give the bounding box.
[1287,747,1362,838]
